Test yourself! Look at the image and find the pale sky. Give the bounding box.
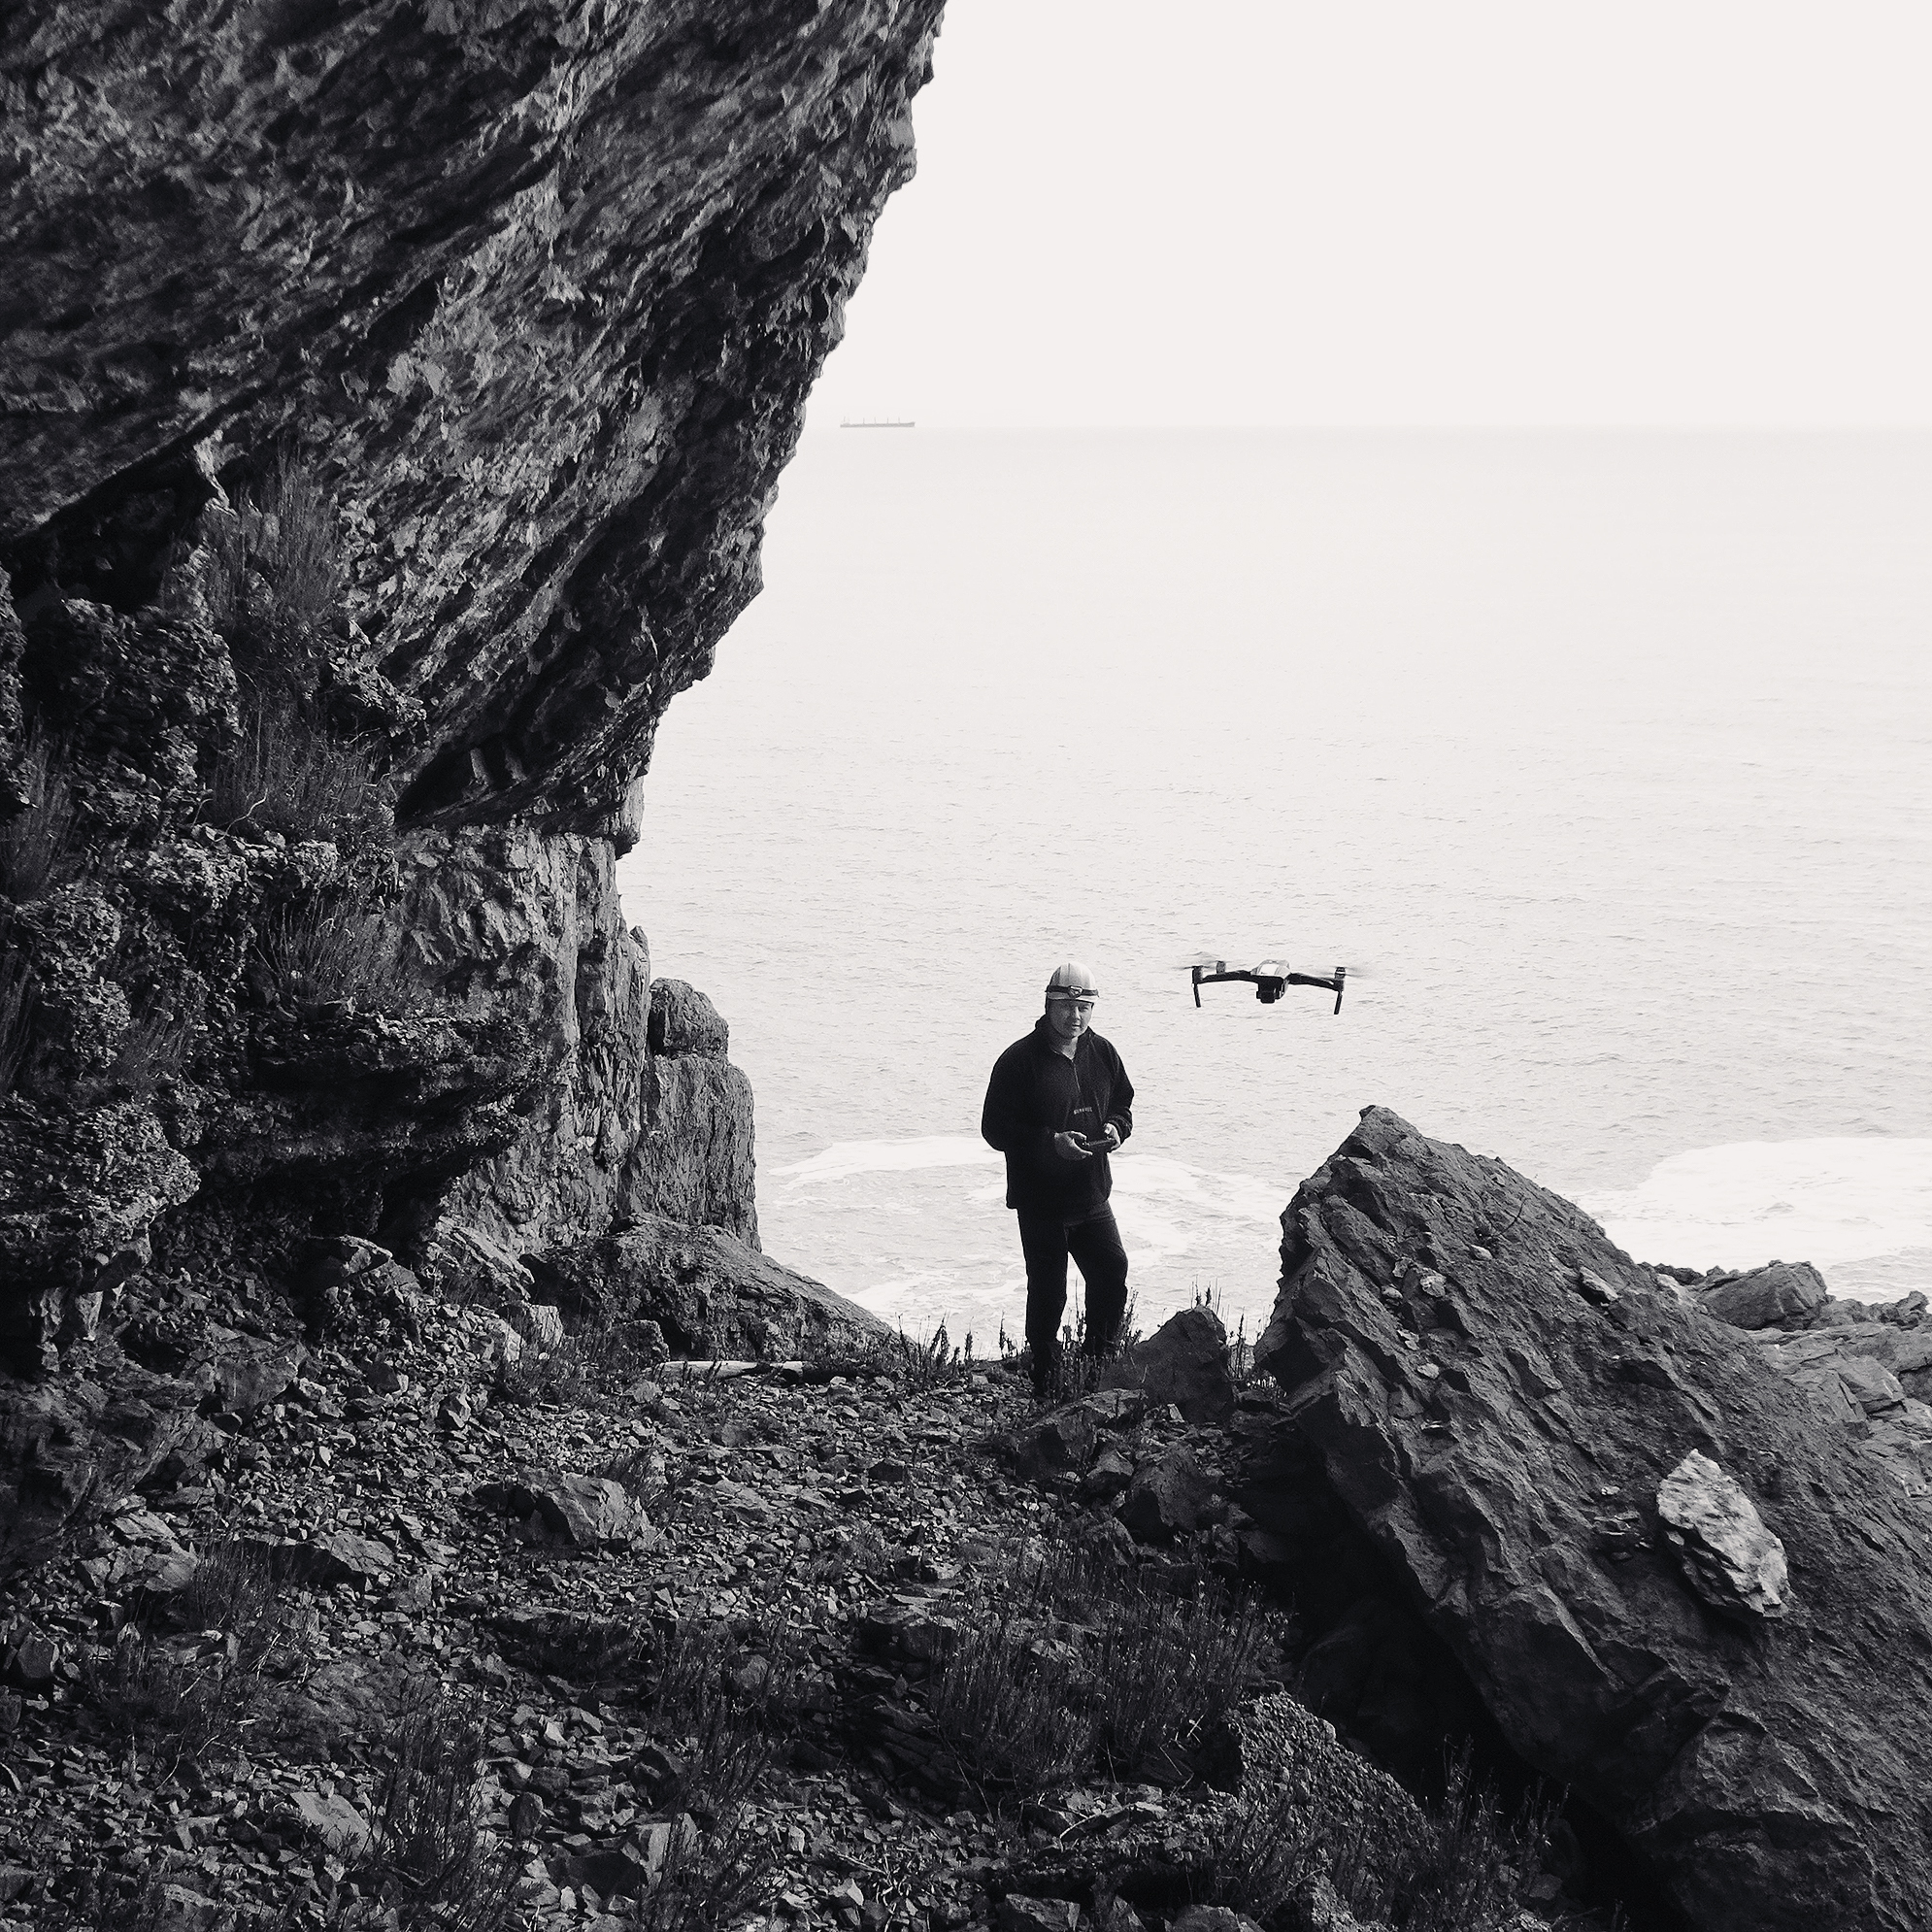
[808,1,1932,428]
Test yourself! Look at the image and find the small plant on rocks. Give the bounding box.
[928,1545,1287,1805]
[337,1690,518,1932]
[1204,1739,1575,1932]
[79,1539,306,1776]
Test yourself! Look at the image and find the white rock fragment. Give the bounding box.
[1657,1450,1789,1620]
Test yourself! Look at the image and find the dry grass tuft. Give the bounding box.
[647,1616,809,1821]
[339,1691,518,1932]
[1205,1740,1576,1932]
[928,1547,1286,1804]
[496,1309,667,1411]
[635,1810,781,1932]
[251,884,419,1014]
[81,1539,308,1776]
[210,681,384,846]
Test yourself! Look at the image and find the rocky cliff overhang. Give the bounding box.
[2,0,943,833]
[1255,1107,1932,1932]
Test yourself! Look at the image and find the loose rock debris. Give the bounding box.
[0,1293,1578,1932]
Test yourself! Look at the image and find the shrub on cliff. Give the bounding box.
[339,1690,518,1932]
[1202,1735,1577,1932]
[928,1547,1287,1802]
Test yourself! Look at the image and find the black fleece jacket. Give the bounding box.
[981,1018,1135,1217]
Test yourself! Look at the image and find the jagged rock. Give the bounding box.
[1254,1106,1932,1932]
[0,1098,197,1371]
[259,1530,398,1588]
[1081,1445,1136,1502]
[296,1241,424,1346]
[198,1332,304,1416]
[1696,1261,1829,1331]
[505,1303,567,1350]
[998,1900,1083,1932]
[1107,1307,1235,1426]
[531,1216,883,1360]
[406,831,759,1255]
[1079,1388,1146,1430]
[650,980,730,1058]
[1,0,939,1367]
[1170,1911,1263,1932]
[1831,1353,1906,1416]
[3,1627,58,1689]
[1119,1449,1218,1545]
[1656,1452,1789,1620]
[289,1789,372,1858]
[1006,1408,1098,1479]
[474,1468,650,1550]
[412,1223,536,1304]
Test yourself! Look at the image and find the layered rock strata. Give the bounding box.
[3,0,946,833]
[1254,1107,1932,1932]
[0,0,937,1372]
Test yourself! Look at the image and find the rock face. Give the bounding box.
[2,0,945,835]
[1655,1451,1788,1622]
[1106,1306,1237,1426]
[0,0,938,1382]
[1255,1106,1932,1932]
[397,826,758,1263]
[531,1216,883,1360]
[1694,1262,1828,1331]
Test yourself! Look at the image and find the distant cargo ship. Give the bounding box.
[839,416,915,428]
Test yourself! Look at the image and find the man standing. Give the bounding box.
[981,960,1135,1397]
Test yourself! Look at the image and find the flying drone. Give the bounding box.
[1183,954,1348,1013]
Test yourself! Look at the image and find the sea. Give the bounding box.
[616,428,1932,1352]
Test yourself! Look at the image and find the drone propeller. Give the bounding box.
[1172,952,1375,982]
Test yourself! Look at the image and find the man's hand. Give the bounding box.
[1051,1131,1094,1161]
[1088,1122,1119,1151]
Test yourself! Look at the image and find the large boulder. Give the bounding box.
[1119,1447,1219,1545]
[1696,1261,1828,1331]
[474,1469,650,1550]
[1254,1106,1932,1932]
[530,1214,883,1360]
[1106,1306,1236,1425]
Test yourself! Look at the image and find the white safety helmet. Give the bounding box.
[1045,960,1100,1000]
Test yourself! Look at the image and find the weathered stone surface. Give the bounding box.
[1081,1444,1136,1502]
[400,828,758,1260]
[269,1530,399,1588]
[1119,1448,1217,1545]
[198,1332,305,1416]
[1006,1408,1098,1479]
[531,1216,883,1360]
[1656,1451,1789,1621]
[0,0,934,1390]
[2,0,945,838]
[1696,1261,1829,1331]
[650,980,730,1059]
[290,1789,372,1859]
[997,1900,1083,1932]
[474,1467,648,1549]
[504,1303,566,1350]
[1106,1307,1235,1426]
[1170,1910,1263,1932]
[1255,1105,1932,1932]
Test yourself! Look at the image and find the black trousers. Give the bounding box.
[1017,1203,1129,1368]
